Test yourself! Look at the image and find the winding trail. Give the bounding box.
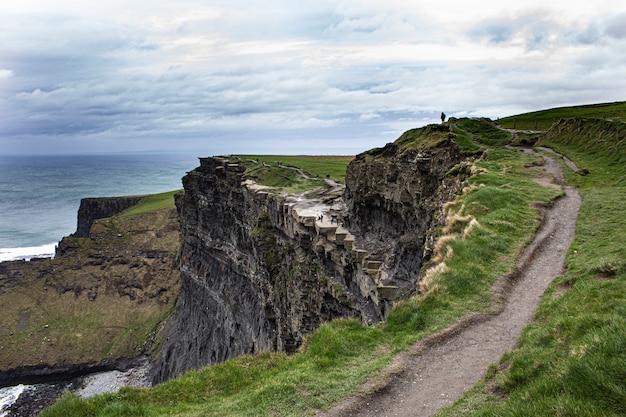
[319,149,581,417]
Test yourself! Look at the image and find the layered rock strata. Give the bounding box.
[72,196,146,239]
[344,129,468,296]
[153,125,472,383]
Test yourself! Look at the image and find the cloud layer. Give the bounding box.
[1,0,625,155]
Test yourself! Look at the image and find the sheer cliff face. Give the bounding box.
[153,128,470,383]
[152,157,380,383]
[152,159,272,382]
[71,196,146,239]
[344,134,466,291]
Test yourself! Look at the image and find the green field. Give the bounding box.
[236,155,354,184]
[42,107,625,416]
[438,116,626,417]
[120,190,182,217]
[498,100,626,131]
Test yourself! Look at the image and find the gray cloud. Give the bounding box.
[1,1,625,155]
[606,13,626,39]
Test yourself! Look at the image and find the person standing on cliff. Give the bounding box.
[441,112,446,123]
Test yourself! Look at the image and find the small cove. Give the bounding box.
[0,153,200,260]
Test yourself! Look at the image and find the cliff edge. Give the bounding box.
[0,193,180,386]
[152,124,475,383]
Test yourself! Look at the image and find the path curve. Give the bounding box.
[319,149,581,417]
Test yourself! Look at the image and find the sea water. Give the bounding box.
[0,385,28,417]
[0,153,202,262]
[0,153,201,410]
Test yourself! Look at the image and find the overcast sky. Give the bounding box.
[1,1,625,155]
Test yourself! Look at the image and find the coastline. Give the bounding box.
[0,358,152,416]
[0,244,57,263]
[0,153,194,416]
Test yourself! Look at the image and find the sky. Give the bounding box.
[1,0,625,156]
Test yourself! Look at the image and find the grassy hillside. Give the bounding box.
[438,117,626,416]
[450,117,511,151]
[41,109,624,416]
[120,190,181,217]
[0,191,181,372]
[498,101,626,131]
[237,155,354,184]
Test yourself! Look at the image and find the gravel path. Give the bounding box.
[319,148,581,417]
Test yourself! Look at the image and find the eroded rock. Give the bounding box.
[152,125,475,383]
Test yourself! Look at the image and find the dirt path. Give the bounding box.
[319,149,581,417]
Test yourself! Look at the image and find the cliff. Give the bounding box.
[344,125,469,295]
[152,124,473,383]
[0,193,180,386]
[71,196,147,239]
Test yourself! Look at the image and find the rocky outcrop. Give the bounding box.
[152,125,474,383]
[344,125,469,295]
[71,196,146,239]
[151,157,378,382]
[0,198,180,381]
[0,357,144,388]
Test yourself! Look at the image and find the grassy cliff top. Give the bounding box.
[393,124,453,151]
[119,190,181,217]
[498,100,626,130]
[42,103,625,417]
[0,192,181,374]
[236,155,353,184]
[540,116,626,168]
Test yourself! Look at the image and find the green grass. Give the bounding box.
[119,190,181,217]
[437,117,626,417]
[450,117,511,149]
[540,117,626,170]
[236,155,354,184]
[41,125,564,417]
[392,124,453,151]
[0,195,180,371]
[498,100,626,131]
[40,106,625,417]
[223,155,353,196]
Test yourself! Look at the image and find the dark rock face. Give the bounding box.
[0,357,141,388]
[344,135,467,294]
[152,129,473,384]
[151,157,381,383]
[71,196,146,239]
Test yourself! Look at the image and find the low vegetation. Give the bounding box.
[226,155,353,197]
[498,100,626,131]
[450,117,511,150]
[393,124,453,151]
[0,192,180,371]
[438,115,626,417]
[120,190,181,217]
[42,107,624,416]
[237,155,354,184]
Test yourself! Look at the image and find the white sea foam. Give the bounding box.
[0,384,29,417]
[0,243,56,262]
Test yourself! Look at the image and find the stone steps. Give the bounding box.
[243,179,399,303]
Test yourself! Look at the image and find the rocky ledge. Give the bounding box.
[0,196,180,387]
[152,124,476,383]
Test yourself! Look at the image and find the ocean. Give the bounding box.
[0,153,202,262]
